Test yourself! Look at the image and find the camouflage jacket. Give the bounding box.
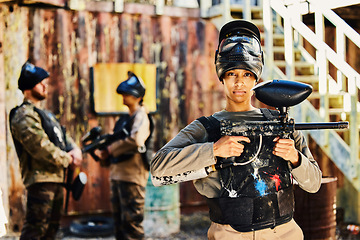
[10,99,74,187]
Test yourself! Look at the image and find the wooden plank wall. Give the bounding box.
[0,4,223,232]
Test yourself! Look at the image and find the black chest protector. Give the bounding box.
[9,103,71,161]
[198,109,294,232]
[34,107,70,151]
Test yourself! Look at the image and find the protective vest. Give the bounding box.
[198,108,294,232]
[10,102,71,161]
[110,113,154,170]
[34,107,70,151]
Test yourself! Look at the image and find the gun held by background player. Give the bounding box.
[81,126,130,162]
[151,80,349,186]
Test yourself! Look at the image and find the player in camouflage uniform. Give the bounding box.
[9,61,83,240]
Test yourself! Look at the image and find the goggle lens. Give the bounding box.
[218,35,261,56]
[127,77,138,86]
[24,63,36,74]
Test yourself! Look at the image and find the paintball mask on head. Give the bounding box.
[116,71,146,98]
[215,20,264,81]
[18,61,49,91]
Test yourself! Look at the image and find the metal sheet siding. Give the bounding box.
[1,4,221,232]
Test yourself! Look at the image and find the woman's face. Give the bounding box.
[222,69,256,106]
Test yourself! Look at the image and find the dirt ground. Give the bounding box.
[2,212,360,240]
[58,212,210,240]
[0,212,211,240]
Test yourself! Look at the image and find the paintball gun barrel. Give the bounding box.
[220,119,349,137]
[151,80,349,187]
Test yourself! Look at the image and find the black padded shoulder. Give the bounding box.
[197,116,221,142]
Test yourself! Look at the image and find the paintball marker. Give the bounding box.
[81,125,129,161]
[151,80,349,186]
[222,79,348,137]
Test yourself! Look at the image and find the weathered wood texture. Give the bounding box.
[0,3,221,232]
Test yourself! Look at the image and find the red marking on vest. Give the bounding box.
[270,174,281,191]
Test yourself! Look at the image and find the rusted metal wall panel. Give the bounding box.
[2,5,30,233]
[2,4,220,233]
[181,20,223,212]
[0,4,8,233]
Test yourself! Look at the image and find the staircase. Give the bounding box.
[201,0,360,221]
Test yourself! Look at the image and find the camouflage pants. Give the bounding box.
[110,180,146,240]
[20,182,64,240]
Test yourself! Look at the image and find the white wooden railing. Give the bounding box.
[263,0,360,192]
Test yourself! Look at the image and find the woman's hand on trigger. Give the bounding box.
[273,137,300,167]
[213,135,250,158]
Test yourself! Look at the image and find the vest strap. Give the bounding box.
[207,186,294,232]
[197,116,220,142]
[260,108,279,121]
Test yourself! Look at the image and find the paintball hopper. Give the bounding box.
[252,80,313,107]
[71,172,87,201]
